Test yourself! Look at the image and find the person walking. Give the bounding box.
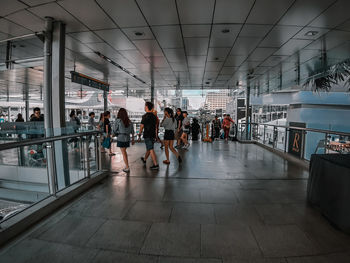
[175,108,184,148]
[103,111,115,156]
[213,116,221,140]
[114,108,134,173]
[138,102,159,170]
[180,111,190,149]
[222,114,234,141]
[160,108,182,165]
[191,118,201,141]
[15,113,24,122]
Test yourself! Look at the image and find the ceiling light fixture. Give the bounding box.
[94,51,148,85]
[134,31,144,36]
[221,29,230,34]
[305,31,318,36]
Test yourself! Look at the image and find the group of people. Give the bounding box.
[93,102,195,173]
[212,114,235,141]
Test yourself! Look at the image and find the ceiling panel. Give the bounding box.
[259,25,302,47]
[163,48,186,63]
[59,0,116,30]
[240,25,272,38]
[136,0,178,25]
[231,37,261,56]
[6,10,44,33]
[170,62,188,71]
[224,56,246,67]
[309,0,350,29]
[0,18,32,36]
[177,0,215,24]
[22,0,54,6]
[187,56,206,67]
[274,39,313,56]
[214,0,254,23]
[122,27,154,41]
[85,42,123,59]
[66,35,93,52]
[96,0,147,28]
[184,38,209,56]
[0,0,26,17]
[95,29,135,50]
[29,2,88,33]
[260,56,287,67]
[207,48,230,61]
[248,47,278,61]
[210,24,241,47]
[205,61,223,71]
[293,27,329,40]
[69,32,103,44]
[220,67,237,75]
[152,26,183,48]
[147,56,170,68]
[246,0,294,24]
[133,39,163,57]
[119,50,148,64]
[182,25,211,38]
[278,0,335,27]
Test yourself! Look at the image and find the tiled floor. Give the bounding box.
[1,141,350,262]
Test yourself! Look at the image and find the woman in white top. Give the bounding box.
[160,108,182,165]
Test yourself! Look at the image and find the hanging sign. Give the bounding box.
[70,71,109,91]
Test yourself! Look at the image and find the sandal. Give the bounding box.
[163,160,170,165]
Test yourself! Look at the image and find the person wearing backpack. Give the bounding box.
[160,108,182,165]
[114,108,134,173]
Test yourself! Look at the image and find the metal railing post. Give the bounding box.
[324,133,328,154]
[284,127,288,152]
[96,134,102,170]
[85,137,90,178]
[263,125,266,144]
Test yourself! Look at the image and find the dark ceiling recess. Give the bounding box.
[305,31,318,36]
[221,29,230,34]
[134,31,144,36]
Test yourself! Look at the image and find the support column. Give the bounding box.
[103,91,107,112]
[245,78,251,140]
[24,68,29,121]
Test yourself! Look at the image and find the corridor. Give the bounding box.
[1,142,350,262]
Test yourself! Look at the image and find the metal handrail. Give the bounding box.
[0,131,102,151]
[245,122,350,137]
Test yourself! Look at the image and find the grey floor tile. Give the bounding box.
[286,252,350,263]
[86,219,151,253]
[251,225,319,257]
[141,223,201,257]
[0,238,98,263]
[36,215,105,246]
[159,256,222,262]
[214,204,263,226]
[201,224,261,258]
[223,257,287,263]
[79,198,135,219]
[235,190,270,204]
[170,203,215,224]
[123,201,173,223]
[93,250,158,263]
[163,187,201,202]
[200,188,238,204]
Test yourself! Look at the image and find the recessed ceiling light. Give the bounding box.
[205,81,210,84]
[134,31,144,36]
[221,29,230,34]
[214,57,219,61]
[305,31,318,36]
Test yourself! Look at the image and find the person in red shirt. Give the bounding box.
[222,114,234,141]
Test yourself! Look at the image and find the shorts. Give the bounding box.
[164,130,175,140]
[144,137,155,150]
[175,129,183,140]
[183,129,190,134]
[117,141,130,148]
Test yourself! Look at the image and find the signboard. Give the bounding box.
[288,122,306,158]
[70,71,109,92]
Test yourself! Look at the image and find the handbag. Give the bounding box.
[102,137,111,149]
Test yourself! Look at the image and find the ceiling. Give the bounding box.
[1,0,350,94]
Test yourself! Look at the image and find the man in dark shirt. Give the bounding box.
[175,108,184,148]
[30,107,44,138]
[138,102,159,170]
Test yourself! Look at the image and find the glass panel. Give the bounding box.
[276,127,287,151]
[0,143,50,221]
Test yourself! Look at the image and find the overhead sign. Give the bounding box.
[70,71,109,92]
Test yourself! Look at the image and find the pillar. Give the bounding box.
[245,78,251,140]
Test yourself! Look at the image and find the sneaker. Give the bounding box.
[184,144,190,149]
[141,157,146,164]
[150,164,159,170]
[123,168,130,173]
[178,156,182,163]
[163,160,170,165]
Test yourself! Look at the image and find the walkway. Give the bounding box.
[1,141,350,262]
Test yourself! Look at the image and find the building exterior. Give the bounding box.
[204,90,231,110]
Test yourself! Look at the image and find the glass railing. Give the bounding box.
[0,131,102,222]
[238,122,350,161]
